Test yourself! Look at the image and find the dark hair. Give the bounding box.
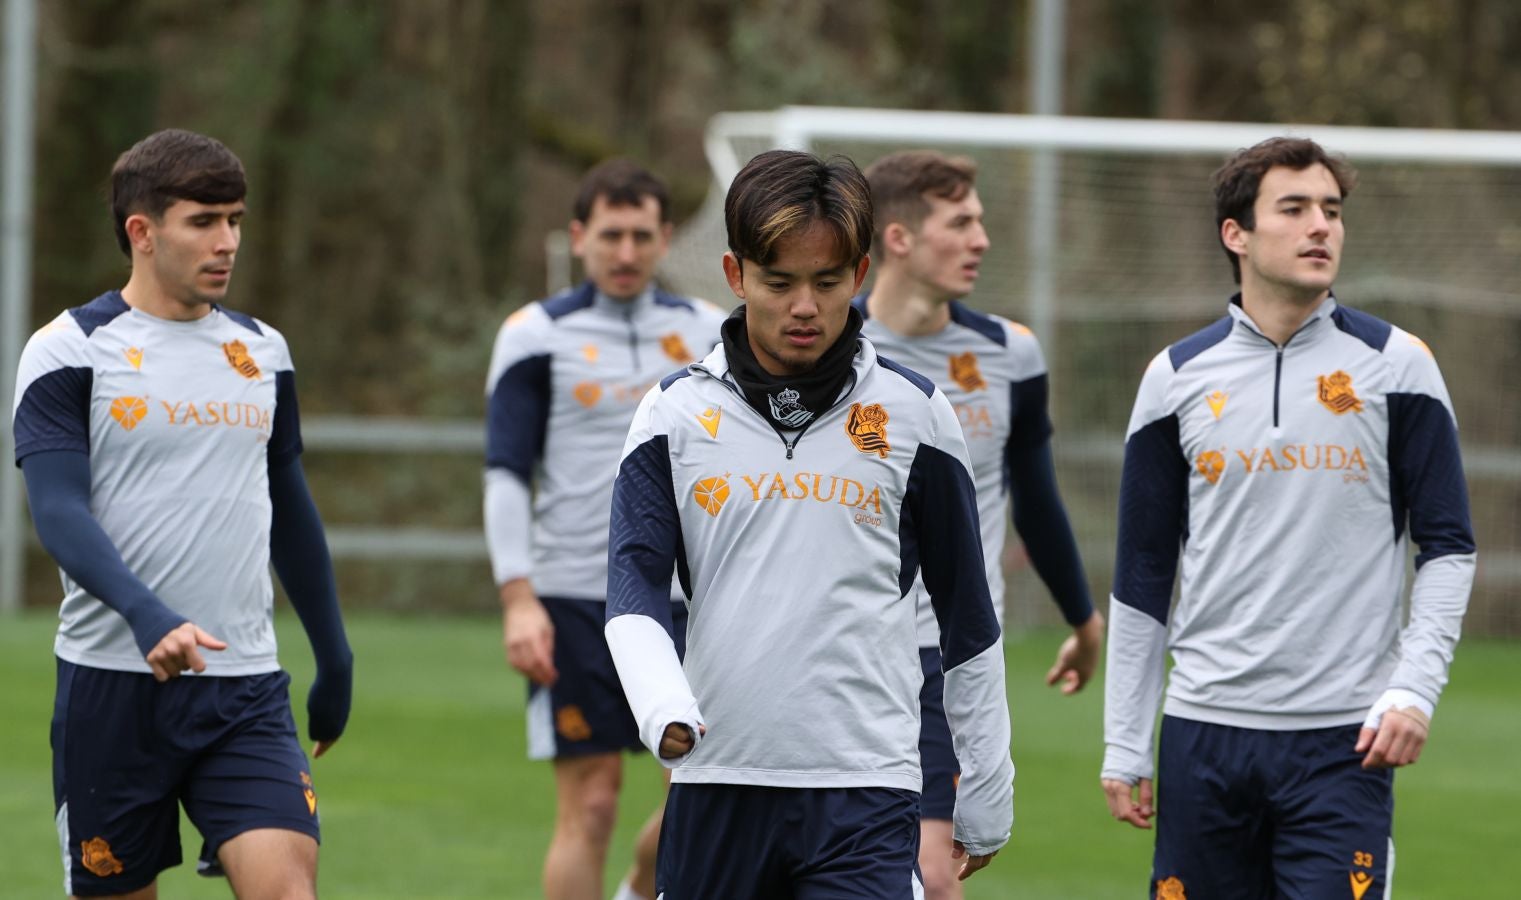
[573,158,671,223]
[1212,137,1358,283]
[724,150,873,268]
[863,150,977,251]
[110,129,246,257]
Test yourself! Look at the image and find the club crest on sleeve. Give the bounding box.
[1316,370,1363,415]
[948,352,987,392]
[661,333,694,364]
[109,396,149,431]
[81,836,124,877]
[845,402,891,458]
[767,388,813,428]
[222,340,261,379]
[693,475,730,517]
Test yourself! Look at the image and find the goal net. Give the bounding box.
[661,107,1521,636]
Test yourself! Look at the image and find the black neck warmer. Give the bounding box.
[720,305,863,431]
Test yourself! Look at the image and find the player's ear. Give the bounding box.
[124,213,155,256]
[851,255,870,295]
[1221,218,1249,257]
[568,219,588,257]
[883,222,913,258]
[722,252,746,300]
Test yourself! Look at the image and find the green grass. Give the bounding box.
[1,612,1516,898]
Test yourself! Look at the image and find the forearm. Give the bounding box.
[1388,552,1475,709]
[484,467,534,586]
[605,613,704,766]
[1101,598,1168,782]
[21,451,185,655]
[1008,442,1094,626]
[943,644,1015,855]
[269,460,351,673]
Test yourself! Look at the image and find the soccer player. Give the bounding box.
[857,149,1102,899]
[1102,137,1476,899]
[12,129,353,898]
[483,159,725,900]
[604,149,1015,898]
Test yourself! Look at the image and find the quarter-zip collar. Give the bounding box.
[593,284,656,318]
[1226,291,1337,348]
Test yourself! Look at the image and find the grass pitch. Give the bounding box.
[0,611,1515,898]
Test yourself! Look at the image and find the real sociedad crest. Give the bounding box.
[767,387,814,427]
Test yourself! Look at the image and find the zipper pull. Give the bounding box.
[786,441,794,460]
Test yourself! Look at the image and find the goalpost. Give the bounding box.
[661,107,1521,635]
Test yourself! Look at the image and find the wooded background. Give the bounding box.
[16,0,1521,620]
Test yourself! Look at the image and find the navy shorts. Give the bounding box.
[1152,716,1394,900]
[526,596,688,760]
[52,659,320,897]
[917,646,959,821]
[657,783,923,899]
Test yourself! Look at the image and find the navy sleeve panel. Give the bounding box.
[219,307,265,335]
[268,370,304,469]
[485,353,552,481]
[904,443,1001,670]
[13,367,92,465]
[20,450,186,655]
[876,356,936,398]
[606,435,680,639]
[1005,373,1054,453]
[541,282,597,320]
[1113,415,1188,626]
[948,302,1009,347]
[1167,316,1233,371]
[68,292,130,337]
[1388,393,1476,568]
[660,368,694,391]
[269,459,353,742]
[1331,304,1393,353]
[1007,440,1094,626]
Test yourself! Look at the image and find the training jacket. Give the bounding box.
[484,282,725,600]
[1103,295,1476,784]
[603,336,1015,857]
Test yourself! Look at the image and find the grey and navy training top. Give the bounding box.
[1103,295,1476,784]
[603,336,1015,857]
[483,282,726,600]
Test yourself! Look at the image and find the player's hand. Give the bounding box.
[1046,609,1105,695]
[1356,706,1429,769]
[145,622,227,682]
[951,841,997,880]
[658,722,705,759]
[308,655,353,759]
[501,579,557,686]
[1102,777,1154,829]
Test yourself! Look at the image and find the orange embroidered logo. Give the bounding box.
[948,352,987,392]
[1205,390,1228,420]
[123,347,144,370]
[299,771,317,814]
[693,476,730,517]
[1350,851,1375,899]
[1156,876,1186,900]
[1317,370,1363,415]
[661,333,693,364]
[582,343,599,363]
[81,837,124,877]
[222,340,261,379]
[697,407,722,439]
[1196,450,1226,485]
[573,382,602,407]
[556,705,593,741]
[109,397,148,431]
[845,402,891,458]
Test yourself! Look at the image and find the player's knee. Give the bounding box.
[917,861,959,900]
[568,782,620,844]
